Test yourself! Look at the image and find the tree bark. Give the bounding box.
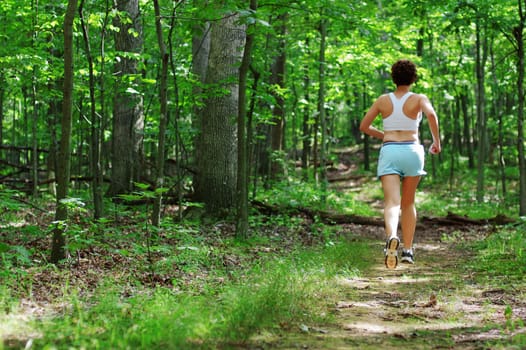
[151,0,169,227]
[194,11,245,215]
[108,0,145,197]
[515,0,526,216]
[191,0,211,181]
[460,93,474,168]
[301,37,311,178]
[236,0,257,239]
[79,0,104,219]
[317,16,328,201]
[51,0,77,264]
[168,2,184,221]
[30,76,39,197]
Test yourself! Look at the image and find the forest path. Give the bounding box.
[244,148,526,349]
[256,226,524,349]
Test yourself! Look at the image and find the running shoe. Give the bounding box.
[384,236,400,269]
[401,249,415,264]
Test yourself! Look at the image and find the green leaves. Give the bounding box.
[117,182,168,203]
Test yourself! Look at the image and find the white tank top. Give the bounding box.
[383,92,422,131]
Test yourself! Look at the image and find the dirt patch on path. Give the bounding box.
[250,224,526,349]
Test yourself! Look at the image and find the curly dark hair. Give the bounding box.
[391,60,417,86]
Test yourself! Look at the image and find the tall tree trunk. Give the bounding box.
[475,22,488,203]
[46,83,61,197]
[236,0,257,239]
[253,20,272,183]
[489,42,507,201]
[449,97,462,190]
[301,37,311,179]
[97,0,111,197]
[515,0,526,216]
[51,0,76,264]
[192,0,210,171]
[460,93,474,168]
[269,13,287,180]
[108,0,144,197]
[151,0,169,227]
[30,0,39,198]
[248,67,260,199]
[31,77,38,197]
[168,2,184,221]
[317,16,328,201]
[79,0,104,218]
[194,12,245,215]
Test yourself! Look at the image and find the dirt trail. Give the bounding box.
[253,225,525,349]
[248,155,526,349]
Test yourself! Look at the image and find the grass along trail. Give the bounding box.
[251,226,526,349]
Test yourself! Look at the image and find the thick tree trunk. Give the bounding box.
[194,12,245,215]
[108,0,144,197]
[192,0,210,169]
[51,0,76,264]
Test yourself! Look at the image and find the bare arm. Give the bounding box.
[360,98,384,140]
[420,94,441,154]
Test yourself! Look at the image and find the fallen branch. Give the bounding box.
[252,201,515,227]
[421,212,515,226]
[251,200,383,226]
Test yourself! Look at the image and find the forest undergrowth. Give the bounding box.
[0,163,525,349]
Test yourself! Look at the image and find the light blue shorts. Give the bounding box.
[377,142,427,179]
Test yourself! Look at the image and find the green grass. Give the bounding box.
[468,220,526,283]
[23,238,371,349]
[462,220,526,349]
[257,178,379,216]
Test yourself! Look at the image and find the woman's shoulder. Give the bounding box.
[377,93,392,102]
[406,92,429,103]
[413,93,431,104]
[411,92,429,99]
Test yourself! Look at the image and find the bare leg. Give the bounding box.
[381,174,401,238]
[400,176,421,249]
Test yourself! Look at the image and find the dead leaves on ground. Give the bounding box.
[336,280,443,333]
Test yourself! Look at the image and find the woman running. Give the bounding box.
[360,59,441,269]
